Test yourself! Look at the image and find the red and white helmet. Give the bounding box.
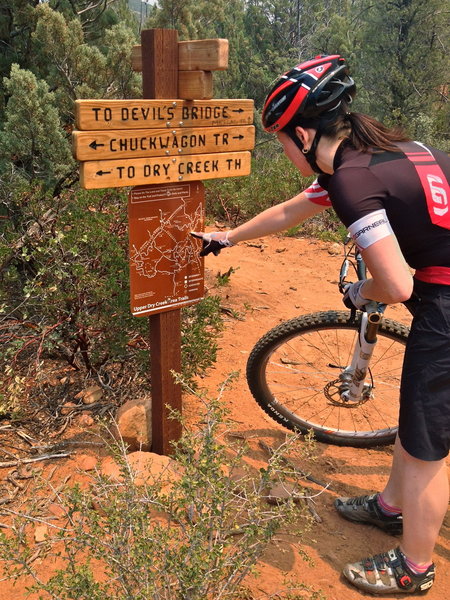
[262,55,356,133]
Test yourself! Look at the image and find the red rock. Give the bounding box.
[113,397,152,451]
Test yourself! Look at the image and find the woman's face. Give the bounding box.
[276,131,315,176]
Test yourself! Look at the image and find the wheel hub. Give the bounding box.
[324,379,372,407]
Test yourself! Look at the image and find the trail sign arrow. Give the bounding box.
[89,140,105,150]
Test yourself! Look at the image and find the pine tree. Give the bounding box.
[0,64,75,185]
[356,0,450,140]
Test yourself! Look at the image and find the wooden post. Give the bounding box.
[141,29,183,455]
[149,309,182,455]
[141,29,178,99]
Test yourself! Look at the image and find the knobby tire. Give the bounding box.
[246,310,409,448]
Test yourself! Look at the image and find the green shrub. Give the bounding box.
[0,182,222,413]
[0,386,324,600]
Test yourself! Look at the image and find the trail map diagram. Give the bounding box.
[128,183,204,316]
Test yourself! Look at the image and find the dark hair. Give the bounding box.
[287,105,411,153]
[344,112,411,152]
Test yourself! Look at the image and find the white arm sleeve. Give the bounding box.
[348,209,394,250]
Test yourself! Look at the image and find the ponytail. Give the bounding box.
[345,112,411,152]
[286,106,412,154]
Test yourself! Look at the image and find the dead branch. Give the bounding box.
[0,453,70,469]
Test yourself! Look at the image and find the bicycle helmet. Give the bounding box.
[262,55,356,174]
[262,55,356,133]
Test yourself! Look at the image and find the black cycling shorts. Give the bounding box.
[399,279,450,461]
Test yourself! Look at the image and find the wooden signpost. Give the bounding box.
[72,29,255,455]
[74,98,254,188]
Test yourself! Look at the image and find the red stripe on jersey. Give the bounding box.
[415,266,450,285]
[305,180,331,206]
[405,153,435,163]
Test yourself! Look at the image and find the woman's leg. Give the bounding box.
[382,436,448,565]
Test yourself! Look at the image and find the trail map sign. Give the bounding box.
[128,183,204,316]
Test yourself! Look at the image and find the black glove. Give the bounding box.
[190,231,234,257]
[342,281,369,311]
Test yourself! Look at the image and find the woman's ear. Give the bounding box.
[294,126,312,150]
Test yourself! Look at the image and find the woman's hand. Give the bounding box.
[342,281,369,310]
[190,231,234,256]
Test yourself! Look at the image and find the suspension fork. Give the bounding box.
[340,303,385,403]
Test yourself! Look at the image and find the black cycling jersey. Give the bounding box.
[307,141,450,271]
[303,140,450,459]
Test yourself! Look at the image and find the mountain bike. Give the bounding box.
[246,238,410,448]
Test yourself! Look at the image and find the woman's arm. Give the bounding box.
[359,234,413,304]
[227,191,328,244]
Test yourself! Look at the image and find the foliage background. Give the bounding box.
[0,0,449,411]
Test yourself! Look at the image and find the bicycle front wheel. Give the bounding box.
[246,310,409,447]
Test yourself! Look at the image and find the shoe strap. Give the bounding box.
[388,549,414,590]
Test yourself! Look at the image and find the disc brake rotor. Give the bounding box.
[324,378,371,407]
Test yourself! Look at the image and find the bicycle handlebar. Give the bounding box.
[339,241,386,314]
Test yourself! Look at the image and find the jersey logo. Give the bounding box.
[348,209,394,250]
[426,173,448,217]
[405,142,450,230]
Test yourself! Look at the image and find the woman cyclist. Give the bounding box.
[192,55,450,595]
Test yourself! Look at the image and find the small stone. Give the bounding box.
[101,456,122,481]
[34,525,48,542]
[82,385,103,405]
[328,242,341,256]
[100,451,183,491]
[76,414,95,427]
[48,503,66,519]
[112,397,152,451]
[266,482,302,505]
[60,402,77,415]
[76,454,97,471]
